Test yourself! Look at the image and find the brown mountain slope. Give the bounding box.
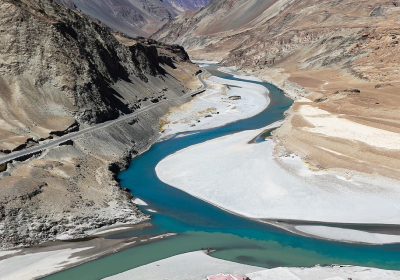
[54,0,212,38]
[154,0,400,180]
[54,0,180,37]
[0,0,200,248]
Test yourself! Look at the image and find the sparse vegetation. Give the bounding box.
[159,117,171,133]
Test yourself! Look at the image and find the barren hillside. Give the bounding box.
[55,0,211,37]
[0,0,200,249]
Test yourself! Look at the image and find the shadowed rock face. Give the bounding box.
[0,0,200,249]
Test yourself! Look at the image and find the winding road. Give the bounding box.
[0,74,207,165]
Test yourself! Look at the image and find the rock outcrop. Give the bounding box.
[0,0,201,249]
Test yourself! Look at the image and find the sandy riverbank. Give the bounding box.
[159,75,270,138]
[104,251,261,280]
[294,225,400,245]
[0,221,180,280]
[243,66,400,182]
[104,251,400,280]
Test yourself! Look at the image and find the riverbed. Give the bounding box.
[42,66,400,280]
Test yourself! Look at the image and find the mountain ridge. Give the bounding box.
[55,0,211,37]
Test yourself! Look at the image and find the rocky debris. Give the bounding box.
[330,89,361,97]
[228,96,242,100]
[314,97,328,103]
[343,89,361,93]
[375,83,394,88]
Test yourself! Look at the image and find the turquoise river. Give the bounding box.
[43,65,400,280]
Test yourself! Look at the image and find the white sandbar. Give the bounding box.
[0,247,93,280]
[133,198,148,206]
[160,76,269,137]
[295,226,400,244]
[156,126,400,226]
[104,251,262,280]
[104,251,400,280]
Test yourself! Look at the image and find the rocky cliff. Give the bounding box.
[0,0,200,249]
[154,0,400,182]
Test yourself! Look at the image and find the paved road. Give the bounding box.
[0,74,207,165]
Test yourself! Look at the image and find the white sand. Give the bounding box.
[160,76,269,137]
[247,268,302,280]
[0,247,93,280]
[104,251,262,280]
[299,105,400,150]
[289,265,400,280]
[104,251,400,280]
[249,266,400,280]
[0,249,21,258]
[174,131,201,138]
[156,125,400,226]
[295,226,400,244]
[133,198,148,206]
